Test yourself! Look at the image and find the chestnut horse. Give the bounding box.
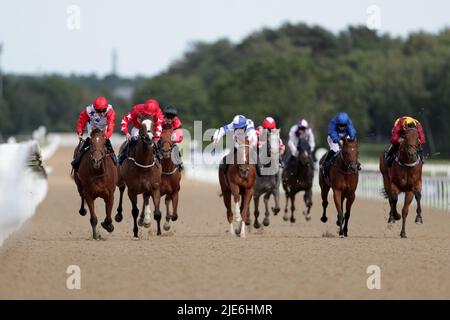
[319,138,359,237]
[218,135,256,238]
[115,116,162,239]
[74,129,118,240]
[159,129,181,232]
[379,128,423,238]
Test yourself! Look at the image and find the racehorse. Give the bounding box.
[73,129,118,240]
[114,116,162,239]
[282,137,314,223]
[319,137,359,237]
[159,129,181,232]
[379,128,423,238]
[218,134,256,237]
[247,129,282,229]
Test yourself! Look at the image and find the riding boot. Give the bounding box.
[385,144,398,167]
[172,144,184,170]
[71,138,90,172]
[322,150,336,178]
[105,139,118,166]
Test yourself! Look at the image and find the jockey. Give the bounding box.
[162,105,184,169]
[256,117,285,169]
[385,116,426,166]
[321,112,359,177]
[118,99,164,164]
[287,118,316,161]
[71,96,117,172]
[213,115,258,173]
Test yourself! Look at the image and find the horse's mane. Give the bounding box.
[91,128,104,136]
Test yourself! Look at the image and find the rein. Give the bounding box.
[162,167,179,175]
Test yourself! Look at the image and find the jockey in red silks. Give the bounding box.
[162,105,184,169]
[385,116,426,166]
[118,99,164,164]
[71,96,117,172]
[256,117,286,172]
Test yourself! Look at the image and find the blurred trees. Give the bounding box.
[0,23,449,157]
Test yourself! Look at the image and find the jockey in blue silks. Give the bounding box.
[213,115,258,173]
[321,112,359,177]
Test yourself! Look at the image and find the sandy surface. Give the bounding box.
[1,147,450,299]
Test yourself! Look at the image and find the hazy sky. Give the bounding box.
[0,0,449,77]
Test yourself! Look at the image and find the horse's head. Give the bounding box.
[90,129,107,170]
[138,115,155,145]
[235,133,251,178]
[296,137,311,166]
[159,130,174,160]
[399,128,419,162]
[340,137,359,173]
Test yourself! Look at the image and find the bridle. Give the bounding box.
[336,142,359,174]
[396,127,420,167]
[127,118,157,169]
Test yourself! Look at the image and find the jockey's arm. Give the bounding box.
[105,108,116,139]
[347,119,357,140]
[76,109,89,137]
[288,125,298,155]
[328,118,340,143]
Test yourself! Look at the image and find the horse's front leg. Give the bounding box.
[400,191,414,238]
[320,183,330,223]
[289,193,296,223]
[79,196,87,216]
[171,191,179,222]
[142,193,152,228]
[85,196,99,240]
[342,192,355,237]
[253,192,261,229]
[272,183,281,216]
[263,193,271,227]
[115,184,125,223]
[152,188,162,236]
[303,188,313,221]
[414,191,423,225]
[388,185,401,223]
[163,195,172,231]
[240,188,253,238]
[128,191,139,240]
[101,193,115,233]
[333,190,344,237]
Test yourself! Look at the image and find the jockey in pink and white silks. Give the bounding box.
[213,115,258,172]
[287,119,316,157]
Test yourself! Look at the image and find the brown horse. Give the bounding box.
[159,129,181,232]
[115,116,162,239]
[319,138,359,237]
[74,129,118,240]
[218,135,256,238]
[379,128,423,238]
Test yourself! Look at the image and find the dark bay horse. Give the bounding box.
[218,135,256,237]
[282,137,314,223]
[379,128,423,238]
[319,138,359,237]
[159,129,181,231]
[247,129,282,229]
[74,129,118,240]
[115,116,162,239]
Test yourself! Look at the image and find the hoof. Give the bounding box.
[138,217,144,227]
[171,215,178,222]
[132,236,139,241]
[394,212,401,221]
[101,222,114,233]
[388,216,395,224]
[415,217,423,225]
[163,222,171,231]
[245,218,251,226]
[263,218,270,227]
[114,213,123,223]
[400,233,407,238]
[79,208,87,216]
[320,216,328,223]
[143,221,151,229]
[290,217,296,223]
[254,221,261,229]
[336,220,342,226]
[283,215,289,222]
[272,207,280,215]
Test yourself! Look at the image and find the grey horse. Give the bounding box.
[245,130,282,229]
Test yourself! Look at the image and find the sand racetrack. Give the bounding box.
[1,147,450,299]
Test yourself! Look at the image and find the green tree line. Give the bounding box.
[1,23,450,157]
